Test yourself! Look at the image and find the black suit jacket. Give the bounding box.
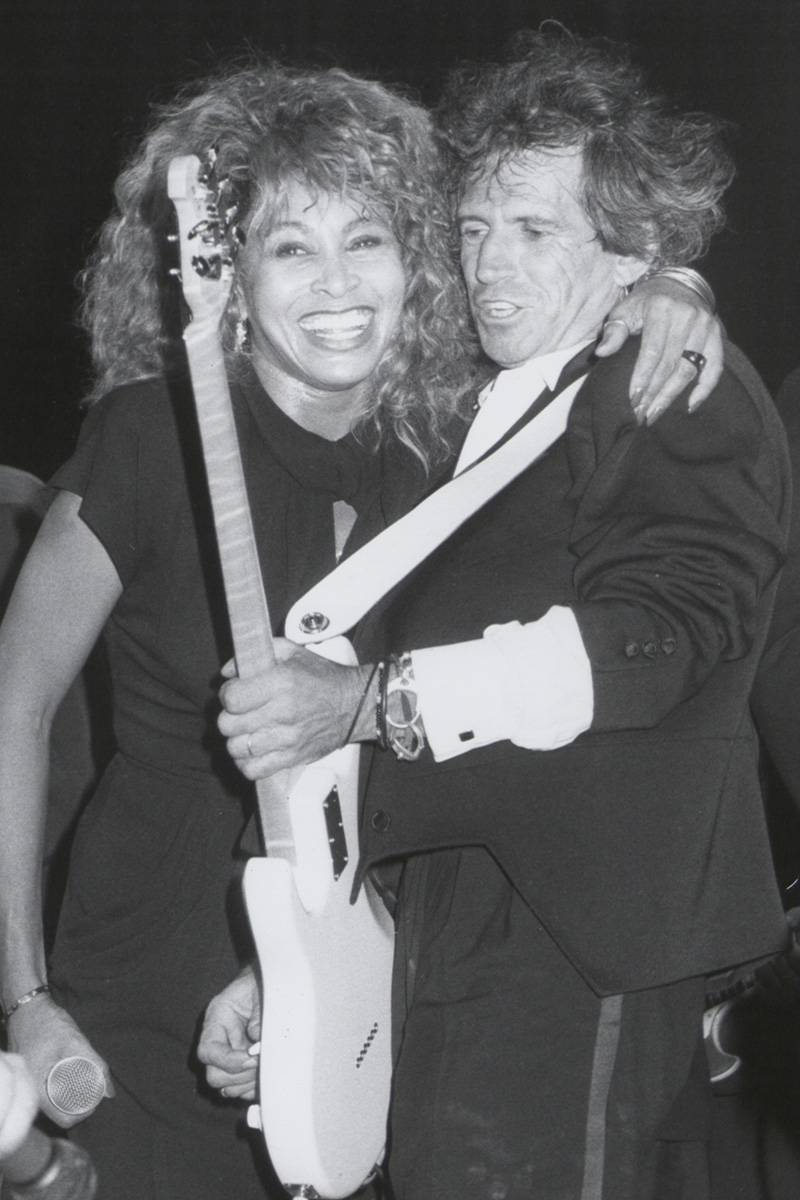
[360,338,791,996]
[750,367,800,889]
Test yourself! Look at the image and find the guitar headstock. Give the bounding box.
[167,149,244,332]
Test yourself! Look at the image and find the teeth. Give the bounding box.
[299,308,371,335]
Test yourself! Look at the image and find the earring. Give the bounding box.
[234,317,250,353]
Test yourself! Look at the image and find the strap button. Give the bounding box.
[300,611,330,634]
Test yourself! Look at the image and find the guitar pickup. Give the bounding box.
[323,786,349,881]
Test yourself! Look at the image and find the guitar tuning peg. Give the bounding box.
[166,233,179,243]
[168,267,182,279]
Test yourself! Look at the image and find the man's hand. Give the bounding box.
[218,640,369,780]
[197,967,260,1101]
[7,996,113,1128]
[0,1052,38,1158]
[596,275,724,423]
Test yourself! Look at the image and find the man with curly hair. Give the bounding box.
[213,31,791,1200]
[363,34,789,1199]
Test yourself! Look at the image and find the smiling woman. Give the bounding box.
[0,60,475,1200]
[241,181,407,437]
[81,63,475,467]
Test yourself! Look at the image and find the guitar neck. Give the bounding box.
[183,322,296,861]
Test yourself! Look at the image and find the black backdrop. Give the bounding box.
[7,0,800,479]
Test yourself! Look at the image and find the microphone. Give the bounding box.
[45,1057,105,1117]
[2,1127,97,1198]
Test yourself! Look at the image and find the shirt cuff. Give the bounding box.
[411,606,594,762]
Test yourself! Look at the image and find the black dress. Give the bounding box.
[47,368,418,1200]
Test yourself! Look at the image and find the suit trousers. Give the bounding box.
[387,848,712,1200]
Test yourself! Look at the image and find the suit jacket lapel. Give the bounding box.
[465,340,599,470]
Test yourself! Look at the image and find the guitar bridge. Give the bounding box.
[323,786,349,881]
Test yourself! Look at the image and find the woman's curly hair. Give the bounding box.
[81,62,478,467]
[435,28,735,266]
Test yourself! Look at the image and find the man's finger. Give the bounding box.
[687,325,724,412]
[219,676,267,716]
[197,1034,252,1069]
[595,318,630,357]
[641,360,701,425]
[236,748,290,781]
[207,1064,257,1090]
[628,328,673,408]
[219,1081,257,1101]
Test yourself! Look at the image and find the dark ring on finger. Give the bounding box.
[681,349,706,374]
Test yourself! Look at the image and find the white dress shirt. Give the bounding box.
[411,342,595,762]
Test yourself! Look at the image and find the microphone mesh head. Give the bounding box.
[46,1056,106,1115]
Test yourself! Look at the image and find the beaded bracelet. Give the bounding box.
[1,983,50,1023]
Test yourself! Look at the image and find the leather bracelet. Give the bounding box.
[640,266,716,314]
[343,661,381,746]
[1,984,50,1023]
[374,660,389,751]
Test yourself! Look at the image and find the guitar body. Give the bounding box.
[244,635,395,1198]
[244,856,394,1198]
[168,156,394,1198]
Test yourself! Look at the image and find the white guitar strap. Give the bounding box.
[284,374,588,644]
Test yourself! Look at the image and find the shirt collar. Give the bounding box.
[480,339,595,406]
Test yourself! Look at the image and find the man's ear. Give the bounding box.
[613,254,654,290]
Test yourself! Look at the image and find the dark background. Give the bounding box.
[6,0,800,480]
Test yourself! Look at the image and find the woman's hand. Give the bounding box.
[197,967,260,1102]
[7,996,114,1128]
[596,275,724,424]
[218,640,369,780]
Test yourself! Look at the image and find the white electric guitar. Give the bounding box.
[168,152,394,1200]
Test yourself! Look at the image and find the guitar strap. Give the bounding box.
[285,355,593,644]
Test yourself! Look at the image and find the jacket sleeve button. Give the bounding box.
[642,639,658,658]
[624,641,639,658]
[370,809,392,832]
[661,637,677,655]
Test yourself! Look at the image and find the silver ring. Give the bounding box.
[681,349,707,374]
[246,735,255,757]
[604,317,630,334]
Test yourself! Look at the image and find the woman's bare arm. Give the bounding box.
[0,491,121,1125]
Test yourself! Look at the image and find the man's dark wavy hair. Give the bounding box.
[435,28,735,266]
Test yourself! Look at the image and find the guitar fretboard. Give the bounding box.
[183,323,296,861]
